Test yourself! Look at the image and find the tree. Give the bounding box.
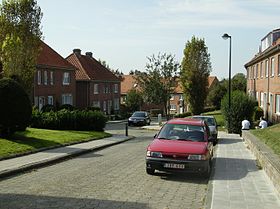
[232,73,247,92]
[0,78,32,137]
[0,0,42,94]
[207,81,227,109]
[181,36,212,114]
[126,89,143,112]
[221,90,256,134]
[135,53,180,117]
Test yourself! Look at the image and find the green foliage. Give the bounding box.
[251,123,280,156]
[181,36,212,115]
[86,106,101,112]
[0,78,32,137]
[221,90,256,134]
[30,109,107,131]
[0,128,111,158]
[232,73,247,92]
[126,89,143,112]
[207,81,227,109]
[254,106,264,121]
[41,104,56,112]
[150,109,163,117]
[174,112,192,118]
[0,0,42,93]
[58,104,75,111]
[135,53,180,116]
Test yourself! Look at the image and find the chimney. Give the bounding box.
[73,48,81,56]
[85,52,93,58]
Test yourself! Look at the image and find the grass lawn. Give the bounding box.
[0,128,111,159]
[203,110,226,132]
[251,123,280,157]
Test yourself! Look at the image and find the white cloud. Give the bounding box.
[155,0,280,28]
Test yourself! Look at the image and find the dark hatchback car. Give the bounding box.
[146,118,215,177]
[128,111,151,126]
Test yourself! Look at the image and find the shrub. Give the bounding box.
[31,109,107,131]
[0,78,32,137]
[41,104,56,112]
[58,104,75,111]
[174,112,192,118]
[150,109,163,117]
[254,106,264,121]
[221,90,256,134]
[86,106,101,112]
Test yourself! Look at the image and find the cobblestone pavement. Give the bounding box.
[0,129,208,209]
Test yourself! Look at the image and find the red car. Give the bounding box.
[146,118,215,177]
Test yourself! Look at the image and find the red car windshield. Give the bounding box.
[157,124,206,142]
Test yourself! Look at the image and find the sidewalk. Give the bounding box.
[0,134,133,178]
[209,132,280,209]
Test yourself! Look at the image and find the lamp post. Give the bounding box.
[222,33,232,133]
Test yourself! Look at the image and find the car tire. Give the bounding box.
[146,168,155,175]
[202,161,211,178]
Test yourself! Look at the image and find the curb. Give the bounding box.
[0,136,135,179]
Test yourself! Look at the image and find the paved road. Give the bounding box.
[0,124,208,209]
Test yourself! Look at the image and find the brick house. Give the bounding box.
[34,41,76,110]
[245,28,280,123]
[121,74,218,114]
[66,49,121,114]
[169,76,219,114]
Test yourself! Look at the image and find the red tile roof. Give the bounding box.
[121,75,219,94]
[121,75,139,94]
[66,50,120,82]
[37,41,75,70]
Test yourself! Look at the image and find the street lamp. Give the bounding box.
[222,33,232,133]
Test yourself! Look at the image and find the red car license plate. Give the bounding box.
[164,163,185,169]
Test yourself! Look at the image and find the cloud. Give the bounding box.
[155,0,280,28]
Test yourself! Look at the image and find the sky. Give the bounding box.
[37,0,280,79]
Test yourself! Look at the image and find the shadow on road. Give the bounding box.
[0,193,149,209]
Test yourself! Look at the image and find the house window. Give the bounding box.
[48,96,53,105]
[44,70,48,85]
[263,93,267,110]
[170,94,174,100]
[62,94,73,105]
[114,84,119,93]
[260,92,264,107]
[271,57,275,77]
[103,101,106,112]
[114,98,120,110]
[92,101,100,107]
[170,104,176,110]
[276,95,280,114]
[37,70,42,85]
[253,66,256,79]
[94,84,99,94]
[265,60,269,77]
[260,62,263,78]
[50,71,54,85]
[63,72,70,85]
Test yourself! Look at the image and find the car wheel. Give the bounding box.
[146,168,155,175]
[202,161,211,178]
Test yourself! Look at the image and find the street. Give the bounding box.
[0,122,208,209]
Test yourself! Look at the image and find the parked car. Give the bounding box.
[128,111,151,126]
[146,118,215,177]
[192,115,218,145]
